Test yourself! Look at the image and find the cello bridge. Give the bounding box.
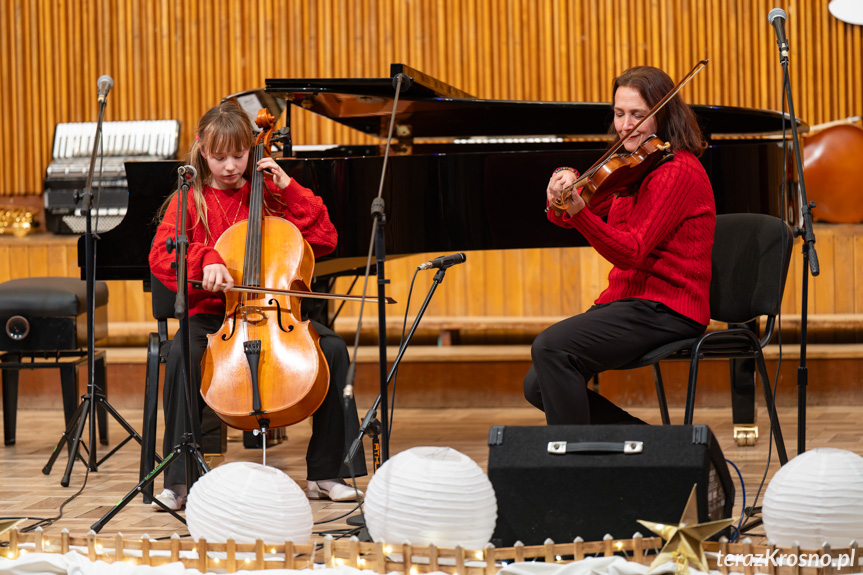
[239,305,268,324]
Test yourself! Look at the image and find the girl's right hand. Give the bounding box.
[201,263,234,292]
[547,169,578,205]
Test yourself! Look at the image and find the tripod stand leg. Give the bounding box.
[93,395,147,467]
[42,398,89,476]
[91,448,188,532]
[61,396,93,487]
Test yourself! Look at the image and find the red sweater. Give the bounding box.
[149,178,338,318]
[548,150,716,325]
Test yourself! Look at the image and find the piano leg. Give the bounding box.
[730,320,758,447]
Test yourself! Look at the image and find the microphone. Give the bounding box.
[418,253,467,270]
[768,8,789,60]
[97,75,114,103]
[178,165,197,181]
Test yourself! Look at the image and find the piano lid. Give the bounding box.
[266,63,807,141]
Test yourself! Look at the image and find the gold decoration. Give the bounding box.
[0,208,39,237]
[638,485,735,574]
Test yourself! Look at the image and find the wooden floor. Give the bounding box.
[0,404,860,545]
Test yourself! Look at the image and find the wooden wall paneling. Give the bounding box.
[832,227,855,315]
[855,234,863,314]
[45,241,69,280]
[780,238,800,317]
[855,24,862,116]
[0,243,10,282]
[0,2,9,195]
[812,227,836,315]
[10,0,24,193]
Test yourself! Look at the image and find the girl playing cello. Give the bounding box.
[149,99,365,511]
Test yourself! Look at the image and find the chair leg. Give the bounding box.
[94,351,109,446]
[755,353,789,465]
[683,355,703,425]
[2,354,20,445]
[59,364,78,428]
[652,364,671,425]
[140,333,161,503]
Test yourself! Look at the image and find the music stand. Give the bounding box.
[42,77,145,487]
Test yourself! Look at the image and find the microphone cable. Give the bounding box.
[388,267,421,441]
[342,73,411,466]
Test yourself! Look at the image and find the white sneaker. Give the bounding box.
[151,488,187,512]
[307,479,363,502]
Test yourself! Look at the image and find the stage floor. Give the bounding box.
[0,404,856,544]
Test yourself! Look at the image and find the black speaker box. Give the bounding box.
[487,425,734,546]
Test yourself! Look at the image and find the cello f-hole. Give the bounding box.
[269,298,295,334]
[221,303,242,341]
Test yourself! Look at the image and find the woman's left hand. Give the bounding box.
[257,157,292,189]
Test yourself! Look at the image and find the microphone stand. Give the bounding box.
[91,170,209,532]
[42,82,143,486]
[778,52,819,455]
[342,70,413,474]
[345,266,452,469]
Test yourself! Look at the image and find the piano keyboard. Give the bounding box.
[45,120,180,234]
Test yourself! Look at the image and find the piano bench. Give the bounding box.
[0,277,109,446]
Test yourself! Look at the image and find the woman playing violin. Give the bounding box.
[149,99,366,511]
[523,65,716,425]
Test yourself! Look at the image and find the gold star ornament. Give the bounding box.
[638,485,735,574]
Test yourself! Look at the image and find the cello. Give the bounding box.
[200,109,330,432]
[802,117,863,223]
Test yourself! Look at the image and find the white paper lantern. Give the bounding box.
[763,448,863,548]
[830,0,863,25]
[364,446,497,548]
[186,461,313,544]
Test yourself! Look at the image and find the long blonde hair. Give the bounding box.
[158,99,255,241]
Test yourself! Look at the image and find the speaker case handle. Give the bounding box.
[547,440,644,455]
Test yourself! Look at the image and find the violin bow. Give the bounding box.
[548,58,710,212]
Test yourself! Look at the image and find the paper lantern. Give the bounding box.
[829,0,863,25]
[186,461,313,544]
[364,446,497,548]
[763,448,863,548]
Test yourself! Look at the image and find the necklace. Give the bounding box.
[212,189,243,225]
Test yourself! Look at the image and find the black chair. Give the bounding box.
[139,273,174,501]
[614,213,792,465]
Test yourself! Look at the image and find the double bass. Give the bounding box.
[199,110,330,432]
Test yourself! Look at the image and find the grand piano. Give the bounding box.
[82,63,800,281]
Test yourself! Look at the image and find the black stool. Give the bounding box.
[0,277,108,445]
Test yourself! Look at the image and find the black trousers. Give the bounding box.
[523,298,706,425]
[162,313,367,488]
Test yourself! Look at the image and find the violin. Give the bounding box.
[199,109,331,432]
[548,59,708,215]
[576,134,672,205]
